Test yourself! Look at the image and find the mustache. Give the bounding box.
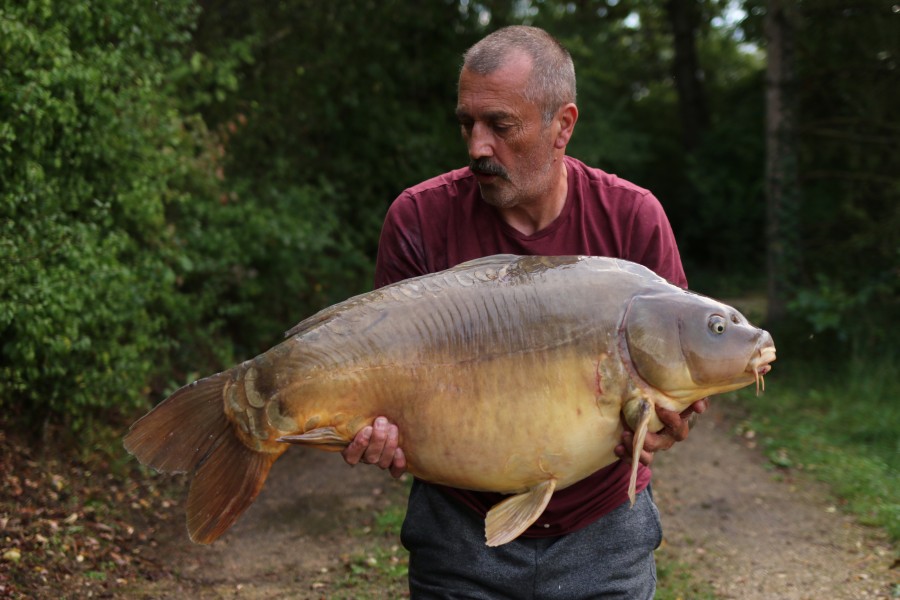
[470,158,510,180]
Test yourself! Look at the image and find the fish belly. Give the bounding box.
[287,346,625,495]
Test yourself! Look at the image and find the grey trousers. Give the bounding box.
[400,481,662,599]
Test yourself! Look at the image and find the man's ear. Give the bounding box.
[554,103,578,149]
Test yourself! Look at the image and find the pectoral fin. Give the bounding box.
[484,478,557,547]
[625,398,653,507]
[277,427,348,451]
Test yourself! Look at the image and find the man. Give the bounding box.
[343,26,706,598]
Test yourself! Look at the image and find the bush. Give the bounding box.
[0,1,220,429]
[0,2,380,433]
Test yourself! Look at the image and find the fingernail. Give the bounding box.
[374,417,387,429]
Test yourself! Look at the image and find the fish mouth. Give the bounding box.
[747,343,777,395]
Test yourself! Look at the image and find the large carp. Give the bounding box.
[125,254,775,547]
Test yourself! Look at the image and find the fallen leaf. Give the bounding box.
[3,548,21,563]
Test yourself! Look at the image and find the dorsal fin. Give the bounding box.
[453,254,521,269]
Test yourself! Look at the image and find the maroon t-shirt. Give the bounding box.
[374,155,687,537]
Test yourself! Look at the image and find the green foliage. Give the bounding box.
[0,0,214,428]
[0,1,376,429]
[792,0,900,345]
[678,48,766,287]
[750,0,900,340]
[164,178,372,363]
[789,271,897,349]
[189,0,479,266]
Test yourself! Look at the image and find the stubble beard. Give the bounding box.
[477,146,556,210]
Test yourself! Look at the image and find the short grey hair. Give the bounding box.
[462,26,576,124]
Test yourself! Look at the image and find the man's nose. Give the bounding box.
[466,122,494,160]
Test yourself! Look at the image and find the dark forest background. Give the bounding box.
[1,0,897,431]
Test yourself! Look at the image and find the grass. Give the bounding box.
[655,549,717,600]
[328,497,410,598]
[738,350,899,543]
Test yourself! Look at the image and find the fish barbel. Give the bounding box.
[124,254,776,546]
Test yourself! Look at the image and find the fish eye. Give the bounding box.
[708,315,727,335]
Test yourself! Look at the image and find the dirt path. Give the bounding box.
[125,451,410,599]
[126,403,896,599]
[652,403,895,599]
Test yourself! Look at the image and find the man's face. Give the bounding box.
[455,53,559,209]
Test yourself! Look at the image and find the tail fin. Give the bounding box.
[124,371,279,544]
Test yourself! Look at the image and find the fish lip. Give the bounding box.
[748,344,777,374]
[746,342,776,394]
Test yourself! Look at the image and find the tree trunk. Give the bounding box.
[666,0,710,151]
[764,0,797,324]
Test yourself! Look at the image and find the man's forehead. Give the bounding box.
[456,70,537,121]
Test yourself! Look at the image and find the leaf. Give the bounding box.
[2,548,21,563]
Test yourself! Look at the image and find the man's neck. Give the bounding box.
[497,160,568,236]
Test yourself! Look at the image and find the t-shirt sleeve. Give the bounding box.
[374,192,429,288]
[627,192,688,289]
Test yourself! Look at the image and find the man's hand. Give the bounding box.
[341,416,407,479]
[614,398,709,467]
